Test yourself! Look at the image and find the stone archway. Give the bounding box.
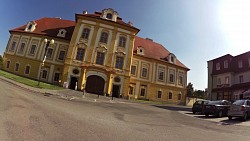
[85,75,105,95]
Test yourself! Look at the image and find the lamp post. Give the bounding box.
[37,38,54,86]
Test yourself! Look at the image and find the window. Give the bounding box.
[54,73,60,82]
[157,91,162,99]
[238,60,243,68]
[224,60,228,68]
[171,56,174,62]
[6,61,10,68]
[25,65,30,74]
[142,68,148,78]
[179,76,183,85]
[119,36,126,47]
[158,71,164,81]
[15,63,19,71]
[96,52,105,65]
[170,74,174,83]
[218,78,221,85]
[76,48,85,61]
[29,45,36,55]
[216,63,220,70]
[239,75,243,83]
[178,93,182,100]
[42,70,48,79]
[115,56,124,69]
[131,65,136,75]
[28,24,32,30]
[129,86,134,95]
[225,76,229,84]
[169,69,175,83]
[106,13,113,19]
[18,43,25,53]
[140,87,146,96]
[10,42,16,51]
[100,32,108,43]
[46,48,53,59]
[169,92,173,100]
[82,28,90,39]
[58,50,66,60]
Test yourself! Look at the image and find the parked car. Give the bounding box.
[228,99,250,121]
[204,100,231,117]
[192,100,210,114]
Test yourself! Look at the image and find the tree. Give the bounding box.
[186,82,194,97]
[193,90,205,99]
[0,55,3,69]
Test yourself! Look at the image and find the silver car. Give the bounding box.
[228,100,250,121]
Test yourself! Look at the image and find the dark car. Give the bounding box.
[204,100,231,117]
[228,99,250,121]
[192,100,210,114]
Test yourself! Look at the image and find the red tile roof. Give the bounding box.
[134,36,189,70]
[10,17,75,41]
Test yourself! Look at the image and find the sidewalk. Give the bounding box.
[0,76,125,103]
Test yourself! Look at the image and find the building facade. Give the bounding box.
[3,8,189,104]
[207,51,250,101]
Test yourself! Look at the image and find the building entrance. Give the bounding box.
[112,85,120,98]
[85,75,105,95]
[69,77,78,90]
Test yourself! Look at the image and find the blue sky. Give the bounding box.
[1,0,250,90]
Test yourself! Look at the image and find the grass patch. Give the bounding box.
[0,70,63,90]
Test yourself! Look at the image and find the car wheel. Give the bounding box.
[242,113,248,121]
[228,116,232,120]
[217,111,223,118]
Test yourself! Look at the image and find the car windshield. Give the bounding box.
[233,100,245,105]
[208,101,221,105]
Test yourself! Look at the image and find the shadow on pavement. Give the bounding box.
[154,105,192,112]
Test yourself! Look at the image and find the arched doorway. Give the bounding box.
[85,75,105,95]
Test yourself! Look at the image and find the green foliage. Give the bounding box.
[0,70,63,90]
[186,82,194,97]
[0,55,3,68]
[193,90,205,99]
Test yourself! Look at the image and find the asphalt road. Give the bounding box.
[1,79,250,141]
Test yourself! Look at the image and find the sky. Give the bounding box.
[1,0,250,90]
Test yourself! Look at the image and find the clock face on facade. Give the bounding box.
[114,77,121,82]
[73,69,79,75]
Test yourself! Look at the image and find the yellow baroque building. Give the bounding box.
[2,8,189,104]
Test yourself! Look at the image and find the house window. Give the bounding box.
[6,61,10,68]
[218,78,221,85]
[129,86,134,95]
[42,70,48,79]
[76,48,85,61]
[29,45,36,55]
[238,60,243,68]
[10,42,16,51]
[178,75,183,85]
[54,73,60,82]
[119,36,126,47]
[96,52,105,65]
[131,65,136,75]
[171,56,174,62]
[178,93,182,100]
[58,50,66,60]
[168,92,173,100]
[140,87,146,97]
[158,71,164,81]
[82,28,90,39]
[46,48,53,59]
[157,91,162,99]
[25,65,30,74]
[115,56,124,69]
[100,32,108,43]
[18,43,25,53]
[106,13,113,19]
[15,63,19,71]
[216,63,220,70]
[224,60,228,68]
[142,68,148,78]
[169,69,175,83]
[239,75,243,83]
[225,76,229,84]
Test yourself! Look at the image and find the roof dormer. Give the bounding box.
[57,29,67,38]
[101,8,118,22]
[137,46,144,55]
[25,21,37,32]
[168,53,176,64]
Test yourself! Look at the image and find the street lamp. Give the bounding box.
[37,38,54,86]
